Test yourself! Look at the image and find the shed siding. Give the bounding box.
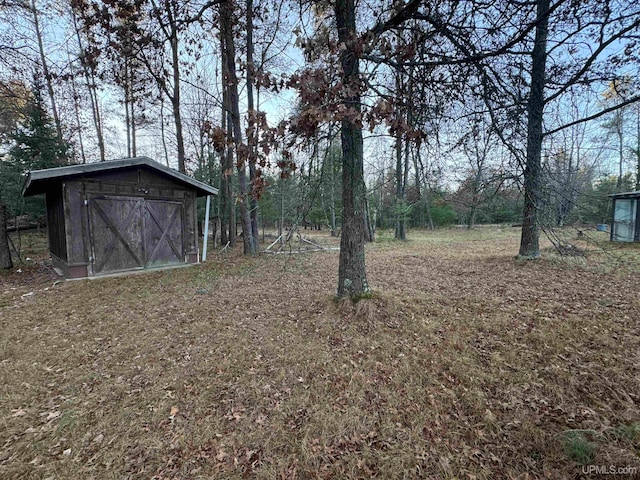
[45,183,66,261]
[79,167,197,276]
[26,159,216,278]
[635,203,640,242]
[184,190,198,259]
[64,179,90,266]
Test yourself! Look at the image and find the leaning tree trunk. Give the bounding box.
[0,203,13,270]
[519,0,550,259]
[335,0,369,296]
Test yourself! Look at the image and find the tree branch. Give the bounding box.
[543,95,640,137]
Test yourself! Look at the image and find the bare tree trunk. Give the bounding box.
[130,61,137,157]
[31,0,62,140]
[328,129,337,236]
[220,0,255,254]
[424,186,434,230]
[394,134,406,240]
[330,174,337,236]
[154,3,186,172]
[468,161,482,229]
[364,196,375,242]
[220,89,235,248]
[85,68,105,161]
[160,97,170,166]
[226,112,236,247]
[218,21,236,248]
[519,0,550,259]
[416,149,434,229]
[131,102,137,156]
[0,203,13,270]
[468,203,477,229]
[615,109,624,191]
[412,142,424,227]
[71,10,105,161]
[246,0,260,249]
[125,74,132,157]
[170,32,186,173]
[336,0,369,296]
[68,49,87,164]
[636,105,640,190]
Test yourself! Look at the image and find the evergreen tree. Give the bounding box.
[1,81,70,227]
[9,80,70,171]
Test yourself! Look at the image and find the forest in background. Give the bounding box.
[0,0,639,293]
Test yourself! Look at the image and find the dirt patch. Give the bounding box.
[1,228,639,479]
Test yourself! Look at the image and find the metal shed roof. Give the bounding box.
[608,191,640,199]
[23,156,218,197]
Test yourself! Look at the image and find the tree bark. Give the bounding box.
[31,0,62,140]
[169,27,186,173]
[364,196,375,242]
[220,0,254,254]
[67,51,87,164]
[130,60,137,157]
[219,67,235,247]
[636,105,640,190]
[124,71,131,157]
[335,0,369,296]
[519,0,550,259]
[615,108,623,191]
[71,9,105,161]
[0,203,13,270]
[246,0,260,250]
[160,97,170,166]
[394,134,406,240]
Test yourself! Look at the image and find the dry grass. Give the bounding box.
[1,227,640,479]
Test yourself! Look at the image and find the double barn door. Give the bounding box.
[88,195,185,275]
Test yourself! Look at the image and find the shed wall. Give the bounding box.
[45,183,66,261]
[59,166,200,277]
[64,179,90,266]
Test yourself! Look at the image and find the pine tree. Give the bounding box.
[0,80,71,266]
[9,81,70,171]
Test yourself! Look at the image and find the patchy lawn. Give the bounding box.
[1,227,639,479]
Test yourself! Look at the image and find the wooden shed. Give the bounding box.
[609,191,640,242]
[23,156,218,278]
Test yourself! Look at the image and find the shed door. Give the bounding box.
[613,199,636,242]
[143,200,184,267]
[89,196,145,274]
[88,195,185,275]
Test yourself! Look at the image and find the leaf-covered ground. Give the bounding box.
[1,227,639,479]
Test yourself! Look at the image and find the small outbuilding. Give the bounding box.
[23,156,218,278]
[609,191,640,242]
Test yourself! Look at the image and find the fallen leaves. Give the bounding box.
[43,411,61,422]
[2,229,640,478]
